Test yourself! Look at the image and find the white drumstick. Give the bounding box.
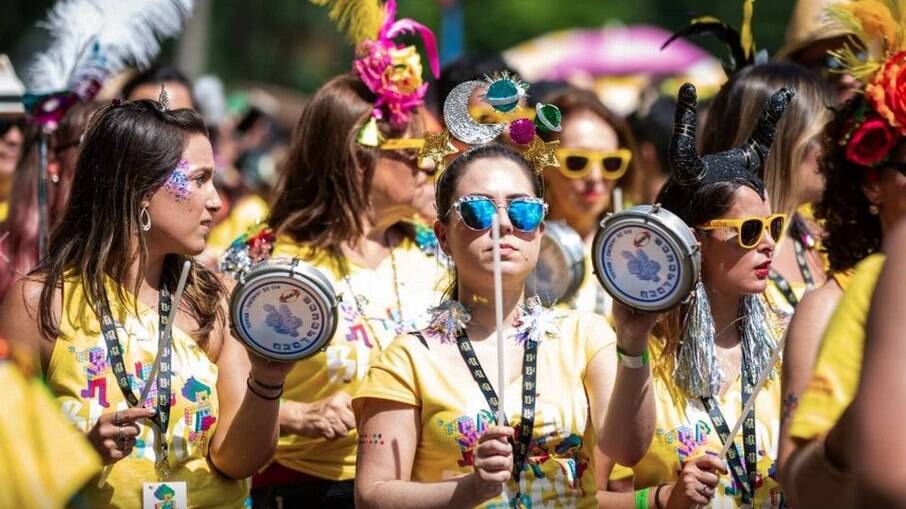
[491,213,505,426]
[98,260,192,488]
[690,335,786,507]
[613,187,624,213]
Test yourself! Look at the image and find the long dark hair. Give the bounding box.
[435,143,543,300]
[35,100,225,343]
[268,73,419,256]
[816,94,890,273]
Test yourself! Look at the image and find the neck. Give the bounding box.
[340,210,403,268]
[458,280,524,340]
[122,242,166,295]
[705,285,742,349]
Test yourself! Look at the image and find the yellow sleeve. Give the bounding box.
[789,254,885,440]
[0,362,101,508]
[354,334,422,407]
[581,311,616,362]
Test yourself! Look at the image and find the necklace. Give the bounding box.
[342,233,406,337]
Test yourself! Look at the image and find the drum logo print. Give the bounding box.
[622,249,661,282]
[263,303,304,337]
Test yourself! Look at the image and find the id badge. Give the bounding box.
[142,481,187,509]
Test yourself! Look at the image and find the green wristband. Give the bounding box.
[618,346,650,368]
[635,487,651,509]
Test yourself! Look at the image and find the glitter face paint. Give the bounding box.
[165,159,191,201]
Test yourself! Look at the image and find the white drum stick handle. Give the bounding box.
[492,213,505,426]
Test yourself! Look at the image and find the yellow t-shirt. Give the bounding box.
[207,194,270,257]
[631,345,784,508]
[788,253,886,441]
[565,247,613,317]
[47,277,248,508]
[355,309,613,508]
[0,352,101,509]
[0,200,8,223]
[272,234,445,480]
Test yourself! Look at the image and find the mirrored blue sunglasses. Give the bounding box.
[451,195,547,232]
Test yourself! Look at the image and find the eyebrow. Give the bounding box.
[464,192,533,200]
[187,166,215,176]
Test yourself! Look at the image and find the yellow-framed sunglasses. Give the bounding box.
[555,147,632,180]
[698,213,787,249]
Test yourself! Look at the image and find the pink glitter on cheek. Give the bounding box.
[165,159,191,201]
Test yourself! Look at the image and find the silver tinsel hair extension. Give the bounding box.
[674,279,723,398]
[738,294,779,386]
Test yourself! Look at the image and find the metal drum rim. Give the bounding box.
[592,206,701,312]
[229,259,340,361]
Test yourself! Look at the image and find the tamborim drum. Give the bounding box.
[526,221,585,307]
[592,204,700,312]
[230,257,339,361]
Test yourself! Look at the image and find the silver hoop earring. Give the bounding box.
[140,207,152,232]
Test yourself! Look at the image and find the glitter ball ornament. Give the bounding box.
[534,103,562,132]
[509,119,536,145]
[486,78,522,112]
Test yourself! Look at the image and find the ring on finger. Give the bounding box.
[113,410,122,427]
[116,428,128,450]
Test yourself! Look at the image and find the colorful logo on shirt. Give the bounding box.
[74,346,111,408]
[440,410,495,467]
[153,484,176,509]
[656,420,712,466]
[182,377,216,446]
[526,433,589,489]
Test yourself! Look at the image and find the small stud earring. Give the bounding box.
[869,204,880,215]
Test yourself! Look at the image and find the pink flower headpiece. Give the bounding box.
[353,0,440,129]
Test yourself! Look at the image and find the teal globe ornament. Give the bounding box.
[534,103,562,132]
[485,76,524,113]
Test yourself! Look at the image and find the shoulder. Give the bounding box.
[0,273,61,364]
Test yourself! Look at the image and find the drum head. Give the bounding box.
[527,221,585,306]
[230,259,338,361]
[592,205,700,312]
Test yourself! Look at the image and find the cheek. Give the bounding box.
[164,161,192,202]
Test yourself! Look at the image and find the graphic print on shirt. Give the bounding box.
[73,345,111,408]
[182,376,217,448]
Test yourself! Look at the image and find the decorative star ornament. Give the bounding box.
[524,136,559,174]
[418,129,458,171]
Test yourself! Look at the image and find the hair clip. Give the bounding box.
[158,84,171,112]
[111,98,123,107]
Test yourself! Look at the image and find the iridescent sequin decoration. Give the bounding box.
[165,159,191,201]
[512,296,559,345]
[424,300,472,344]
[218,222,276,279]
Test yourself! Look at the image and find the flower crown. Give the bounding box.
[437,72,565,174]
[825,0,906,167]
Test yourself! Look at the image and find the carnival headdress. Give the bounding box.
[824,0,906,167]
[668,82,794,196]
[24,0,193,129]
[440,73,564,174]
[312,0,439,136]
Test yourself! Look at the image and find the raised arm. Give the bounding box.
[588,303,656,466]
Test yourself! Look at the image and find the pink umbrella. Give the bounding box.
[504,24,719,82]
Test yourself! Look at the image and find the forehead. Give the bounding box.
[722,185,771,217]
[181,133,214,167]
[560,109,618,150]
[453,156,535,199]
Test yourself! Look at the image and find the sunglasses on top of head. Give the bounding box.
[449,194,547,232]
[698,213,787,249]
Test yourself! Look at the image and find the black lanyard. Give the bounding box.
[456,332,538,509]
[700,352,757,505]
[98,288,174,476]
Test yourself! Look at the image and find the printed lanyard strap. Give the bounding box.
[456,333,539,500]
[768,215,816,309]
[700,353,757,505]
[98,288,174,474]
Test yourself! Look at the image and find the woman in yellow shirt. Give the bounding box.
[594,83,792,508]
[238,9,445,503]
[354,141,657,508]
[538,88,641,314]
[0,99,293,508]
[776,2,906,503]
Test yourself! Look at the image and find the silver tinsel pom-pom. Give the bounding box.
[738,294,779,386]
[674,279,723,398]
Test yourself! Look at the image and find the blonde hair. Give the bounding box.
[700,63,834,219]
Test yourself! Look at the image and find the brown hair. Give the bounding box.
[35,100,224,343]
[700,63,835,219]
[539,87,642,206]
[268,73,419,256]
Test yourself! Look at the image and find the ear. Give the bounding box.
[47,160,60,178]
[434,219,452,256]
[538,221,546,235]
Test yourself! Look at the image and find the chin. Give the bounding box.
[741,280,768,295]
